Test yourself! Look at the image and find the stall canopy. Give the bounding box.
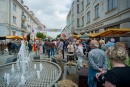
[73,35,80,38]
[6,36,22,39]
[94,29,130,37]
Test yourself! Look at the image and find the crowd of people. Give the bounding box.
[5,37,130,87]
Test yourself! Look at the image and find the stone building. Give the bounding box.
[67,0,130,34]
[0,0,45,39]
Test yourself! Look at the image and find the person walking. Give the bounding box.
[44,40,51,58]
[87,40,108,87]
[75,41,84,69]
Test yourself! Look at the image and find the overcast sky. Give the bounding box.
[23,0,73,38]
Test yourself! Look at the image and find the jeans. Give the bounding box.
[62,49,64,59]
[47,49,51,58]
[88,67,99,87]
[51,48,55,56]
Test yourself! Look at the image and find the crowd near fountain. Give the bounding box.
[3,40,43,86]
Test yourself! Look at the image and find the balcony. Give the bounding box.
[21,23,27,30]
[21,15,27,21]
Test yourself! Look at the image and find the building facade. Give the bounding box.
[0,0,45,39]
[66,11,72,37]
[67,0,130,34]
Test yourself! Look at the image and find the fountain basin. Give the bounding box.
[0,60,62,87]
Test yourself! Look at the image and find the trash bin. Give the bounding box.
[78,67,88,87]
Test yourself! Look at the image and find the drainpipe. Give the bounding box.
[9,0,11,35]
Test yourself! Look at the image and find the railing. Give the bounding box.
[21,15,26,21]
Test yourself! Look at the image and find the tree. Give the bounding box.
[56,34,61,38]
[36,32,46,39]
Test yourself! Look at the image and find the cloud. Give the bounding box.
[23,0,73,29]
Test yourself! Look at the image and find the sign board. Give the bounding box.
[43,28,61,32]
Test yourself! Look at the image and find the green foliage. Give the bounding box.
[56,34,61,38]
[36,32,46,39]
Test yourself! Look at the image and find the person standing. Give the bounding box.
[99,40,106,51]
[67,42,74,60]
[104,46,130,87]
[42,40,45,54]
[7,41,12,55]
[57,39,64,59]
[106,39,115,49]
[81,40,87,55]
[65,40,69,51]
[50,40,55,57]
[28,40,32,54]
[36,40,40,55]
[88,40,108,87]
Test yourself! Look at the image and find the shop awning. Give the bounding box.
[35,38,41,40]
[94,29,130,37]
[6,36,22,39]
[73,35,80,38]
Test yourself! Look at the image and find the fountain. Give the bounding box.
[6,73,10,85]
[21,74,26,85]
[0,40,61,87]
[37,71,40,79]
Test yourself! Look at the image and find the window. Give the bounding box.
[12,31,16,36]
[95,4,99,18]
[95,30,99,33]
[105,25,120,30]
[22,11,24,15]
[13,16,16,24]
[82,1,84,11]
[77,18,80,27]
[77,0,79,2]
[21,0,24,4]
[87,11,90,23]
[82,16,84,26]
[13,3,16,11]
[87,0,90,6]
[77,4,79,13]
[108,0,116,11]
